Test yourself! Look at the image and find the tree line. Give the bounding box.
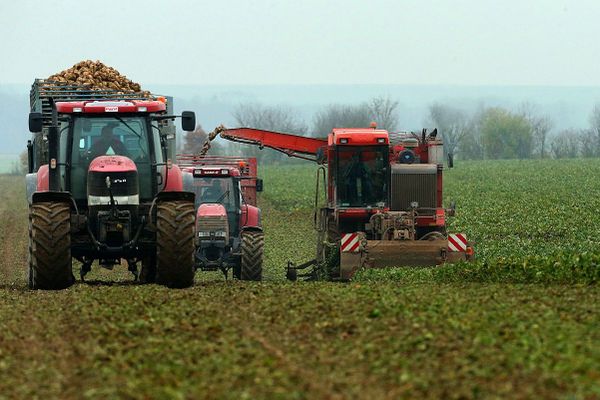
[182,98,600,162]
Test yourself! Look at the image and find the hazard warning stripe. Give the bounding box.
[341,233,360,253]
[448,233,468,252]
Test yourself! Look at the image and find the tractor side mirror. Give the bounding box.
[29,112,43,133]
[256,178,263,192]
[447,152,454,168]
[181,111,196,132]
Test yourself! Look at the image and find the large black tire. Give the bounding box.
[155,200,195,288]
[28,202,74,290]
[239,230,264,281]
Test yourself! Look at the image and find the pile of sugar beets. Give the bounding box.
[44,60,151,96]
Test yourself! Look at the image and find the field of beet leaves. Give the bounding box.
[0,159,599,399]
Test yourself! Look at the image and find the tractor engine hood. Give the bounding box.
[87,155,139,206]
[196,204,229,241]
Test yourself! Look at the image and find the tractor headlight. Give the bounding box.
[198,231,211,237]
[214,231,227,237]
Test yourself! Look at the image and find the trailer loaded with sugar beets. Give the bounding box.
[26,75,197,289]
[177,155,264,281]
[209,124,474,281]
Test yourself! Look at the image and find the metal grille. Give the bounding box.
[390,164,437,210]
[197,216,228,233]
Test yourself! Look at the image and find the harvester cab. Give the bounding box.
[212,125,473,281]
[26,80,198,289]
[177,155,264,281]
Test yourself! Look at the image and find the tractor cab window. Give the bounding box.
[335,146,388,207]
[70,116,152,200]
[191,177,238,212]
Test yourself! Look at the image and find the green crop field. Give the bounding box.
[0,159,599,399]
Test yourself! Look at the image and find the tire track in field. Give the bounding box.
[220,286,340,399]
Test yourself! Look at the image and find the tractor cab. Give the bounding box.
[186,166,243,239]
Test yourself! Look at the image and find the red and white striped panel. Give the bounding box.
[448,233,468,252]
[341,233,361,253]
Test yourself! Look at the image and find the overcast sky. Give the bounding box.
[1,0,599,86]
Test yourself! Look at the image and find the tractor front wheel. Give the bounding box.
[238,230,264,281]
[28,202,74,290]
[155,200,195,288]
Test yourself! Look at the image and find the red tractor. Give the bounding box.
[178,155,264,280]
[215,125,474,280]
[26,80,197,289]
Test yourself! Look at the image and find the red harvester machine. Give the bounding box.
[215,125,474,280]
[177,155,264,280]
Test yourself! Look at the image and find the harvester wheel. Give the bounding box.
[239,230,264,281]
[28,202,74,290]
[155,201,195,288]
[320,213,340,280]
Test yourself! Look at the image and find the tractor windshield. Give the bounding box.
[191,177,238,212]
[335,145,388,207]
[69,116,157,200]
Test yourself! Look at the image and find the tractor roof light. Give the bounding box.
[377,138,385,144]
[340,138,349,144]
[221,169,229,175]
[137,106,147,112]
[73,107,83,112]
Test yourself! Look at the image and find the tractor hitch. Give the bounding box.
[286,259,318,281]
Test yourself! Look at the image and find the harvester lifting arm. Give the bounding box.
[209,126,328,163]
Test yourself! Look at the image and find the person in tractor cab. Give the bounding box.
[202,179,225,203]
[343,153,373,204]
[89,124,129,159]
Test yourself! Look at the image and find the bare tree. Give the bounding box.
[312,103,371,135]
[234,103,307,134]
[428,103,469,157]
[232,103,308,162]
[519,103,553,158]
[369,96,399,131]
[589,104,600,156]
[182,124,208,154]
[578,129,596,158]
[550,129,580,159]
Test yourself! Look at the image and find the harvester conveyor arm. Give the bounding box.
[220,128,328,163]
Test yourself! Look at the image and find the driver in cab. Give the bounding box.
[89,125,129,159]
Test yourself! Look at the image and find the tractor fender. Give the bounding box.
[31,191,74,205]
[162,164,184,192]
[240,204,261,229]
[155,190,195,203]
[25,173,38,204]
[36,164,49,192]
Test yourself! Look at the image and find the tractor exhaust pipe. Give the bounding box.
[47,98,60,191]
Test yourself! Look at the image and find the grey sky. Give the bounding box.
[1,0,599,85]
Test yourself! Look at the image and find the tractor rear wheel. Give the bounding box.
[239,230,264,281]
[155,200,195,288]
[28,202,74,290]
